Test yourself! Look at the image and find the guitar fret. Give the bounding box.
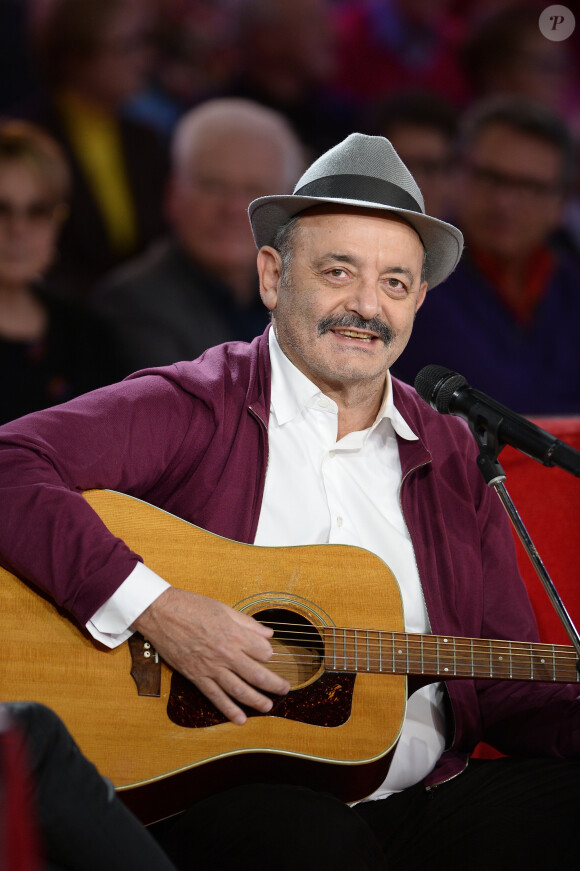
[322,628,579,683]
[444,637,451,676]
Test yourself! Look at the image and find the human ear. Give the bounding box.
[415,281,428,313]
[257,246,283,312]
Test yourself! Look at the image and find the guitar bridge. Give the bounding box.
[129,633,161,697]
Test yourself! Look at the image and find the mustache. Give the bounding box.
[317,314,394,345]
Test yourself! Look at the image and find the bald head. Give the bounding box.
[166,99,304,296]
[171,98,304,191]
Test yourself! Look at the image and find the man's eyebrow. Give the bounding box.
[314,255,419,284]
[314,253,361,267]
[381,266,415,282]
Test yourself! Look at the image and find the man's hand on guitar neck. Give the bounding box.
[132,587,290,724]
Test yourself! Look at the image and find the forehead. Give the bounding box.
[0,160,46,196]
[293,205,425,260]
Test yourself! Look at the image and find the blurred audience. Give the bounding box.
[2,0,580,417]
[369,90,459,218]
[331,0,470,111]
[126,0,240,137]
[462,3,578,120]
[12,0,169,299]
[394,96,580,415]
[93,98,304,375]
[221,0,354,159]
[0,120,121,425]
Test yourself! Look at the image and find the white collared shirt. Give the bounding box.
[255,329,446,800]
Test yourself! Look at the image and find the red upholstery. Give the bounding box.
[500,417,580,646]
[472,416,580,758]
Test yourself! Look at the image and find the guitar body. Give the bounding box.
[1,490,407,822]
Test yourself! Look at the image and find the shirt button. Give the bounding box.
[318,397,329,408]
[337,516,343,527]
[329,450,336,458]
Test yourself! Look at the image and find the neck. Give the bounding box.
[320,378,387,441]
[0,283,48,341]
[338,391,385,440]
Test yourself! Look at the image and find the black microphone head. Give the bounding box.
[414,365,468,414]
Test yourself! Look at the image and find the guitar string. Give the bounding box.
[262,654,577,682]
[260,620,576,657]
[253,621,577,676]
[263,621,574,645]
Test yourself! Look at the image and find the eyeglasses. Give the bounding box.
[462,162,565,201]
[0,200,62,227]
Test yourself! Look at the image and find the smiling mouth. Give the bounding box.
[318,315,394,346]
[332,328,376,342]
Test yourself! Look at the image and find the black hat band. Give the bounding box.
[295,174,423,214]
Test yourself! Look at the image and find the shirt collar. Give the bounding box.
[268,327,418,441]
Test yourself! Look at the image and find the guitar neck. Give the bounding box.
[322,628,580,683]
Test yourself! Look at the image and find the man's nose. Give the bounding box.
[344,276,381,320]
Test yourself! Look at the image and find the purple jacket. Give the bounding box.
[0,328,578,787]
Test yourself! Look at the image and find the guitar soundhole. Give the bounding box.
[167,608,355,729]
[258,607,324,690]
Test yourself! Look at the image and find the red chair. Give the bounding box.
[472,416,580,758]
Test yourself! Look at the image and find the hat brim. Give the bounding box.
[248,194,464,290]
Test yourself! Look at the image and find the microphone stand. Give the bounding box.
[466,405,580,665]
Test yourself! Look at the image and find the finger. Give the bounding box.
[216,666,279,714]
[237,653,290,697]
[232,608,274,638]
[194,676,251,725]
[196,668,278,724]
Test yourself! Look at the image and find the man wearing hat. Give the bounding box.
[0,134,578,870]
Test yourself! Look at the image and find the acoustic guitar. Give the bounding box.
[1,490,578,824]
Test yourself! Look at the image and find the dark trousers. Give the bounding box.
[6,702,177,871]
[8,701,579,870]
[153,757,580,871]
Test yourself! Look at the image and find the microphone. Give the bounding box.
[414,365,580,477]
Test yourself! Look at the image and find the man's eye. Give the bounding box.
[384,278,408,296]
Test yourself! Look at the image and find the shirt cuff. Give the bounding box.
[85,562,170,648]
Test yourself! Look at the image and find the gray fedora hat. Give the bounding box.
[248,132,463,289]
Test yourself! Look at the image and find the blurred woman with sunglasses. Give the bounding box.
[0,120,120,424]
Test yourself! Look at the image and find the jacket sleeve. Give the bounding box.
[0,373,198,625]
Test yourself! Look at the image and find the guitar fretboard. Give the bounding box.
[322,629,580,683]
